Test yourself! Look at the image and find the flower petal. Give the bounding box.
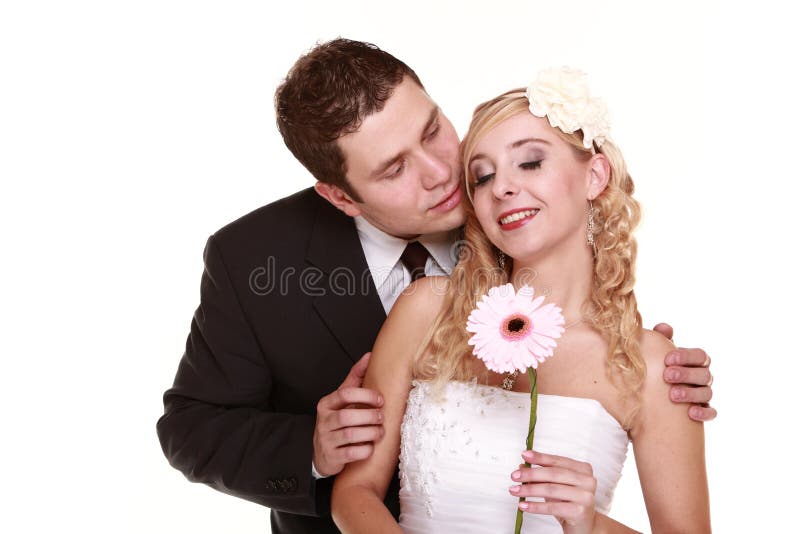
[466,283,565,374]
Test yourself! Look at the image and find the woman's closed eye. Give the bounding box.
[519,160,542,170]
[475,172,495,187]
[474,160,541,186]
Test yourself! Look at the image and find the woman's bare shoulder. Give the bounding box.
[369,276,451,370]
[386,275,451,325]
[632,328,685,433]
[639,328,675,384]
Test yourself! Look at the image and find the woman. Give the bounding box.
[331,68,710,533]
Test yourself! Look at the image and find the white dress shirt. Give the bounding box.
[354,215,458,314]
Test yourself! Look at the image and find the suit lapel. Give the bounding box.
[306,200,386,365]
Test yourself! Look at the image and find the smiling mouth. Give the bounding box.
[498,209,540,225]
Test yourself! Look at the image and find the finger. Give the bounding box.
[518,500,587,519]
[330,424,385,448]
[334,443,375,465]
[665,348,709,367]
[319,386,384,412]
[331,407,384,429]
[652,322,674,341]
[340,352,372,389]
[670,385,713,404]
[521,451,593,476]
[510,482,593,504]
[689,404,717,422]
[663,365,712,386]
[512,466,593,489]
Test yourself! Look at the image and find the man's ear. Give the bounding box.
[314,181,362,217]
[586,153,611,201]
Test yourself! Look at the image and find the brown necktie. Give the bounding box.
[400,241,431,282]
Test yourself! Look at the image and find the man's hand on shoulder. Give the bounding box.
[313,352,385,477]
[653,322,717,422]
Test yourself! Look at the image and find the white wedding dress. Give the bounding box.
[398,380,629,533]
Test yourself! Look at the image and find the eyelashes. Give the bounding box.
[383,123,442,180]
[519,160,542,171]
[475,172,495,186]
[473,160,543,187]
[387,160,406,179]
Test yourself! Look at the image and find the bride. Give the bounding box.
[331,68,710,533]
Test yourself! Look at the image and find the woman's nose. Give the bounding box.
[491,170,518,199]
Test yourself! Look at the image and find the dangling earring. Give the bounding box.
[497,251,506,269]
[587,200,596,247]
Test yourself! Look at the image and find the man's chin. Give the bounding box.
[450,206,467,227]
[369,208,465,239]
[435,204,466,230]
[421,208,466,235]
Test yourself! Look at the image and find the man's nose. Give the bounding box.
[419,151,451,189]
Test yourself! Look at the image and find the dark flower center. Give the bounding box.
[507,318,526,332]
[500,313,532,341]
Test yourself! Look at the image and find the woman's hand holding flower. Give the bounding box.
[510,450,598,534]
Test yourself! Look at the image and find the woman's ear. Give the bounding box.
[314,181,362,217]
[586,153,611,201]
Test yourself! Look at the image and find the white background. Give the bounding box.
[2,1,798,532]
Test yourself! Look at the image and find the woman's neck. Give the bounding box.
[510,240,594,322]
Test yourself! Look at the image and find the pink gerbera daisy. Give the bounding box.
[466,284,565,374]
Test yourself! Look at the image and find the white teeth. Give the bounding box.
[500,209,539,225]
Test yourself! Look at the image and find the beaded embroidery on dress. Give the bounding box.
[398,380,629,533]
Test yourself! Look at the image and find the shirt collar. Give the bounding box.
[354,215,458,288]
[417,230,457,276]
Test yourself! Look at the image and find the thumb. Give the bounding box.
[653,322,673,341]
[340,352,371,388]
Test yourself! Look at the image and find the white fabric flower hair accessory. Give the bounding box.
[526,67,610,150]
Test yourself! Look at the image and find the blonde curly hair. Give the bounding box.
[414,89,645,428]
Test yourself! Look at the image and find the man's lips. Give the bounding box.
[497,208,540,230]
[430,186,462,213]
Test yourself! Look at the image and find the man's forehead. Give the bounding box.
[338,85,439,164]
[365,78,436,127]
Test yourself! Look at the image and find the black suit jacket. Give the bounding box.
[157,188,401,533]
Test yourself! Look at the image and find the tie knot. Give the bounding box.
[400,241,430,282]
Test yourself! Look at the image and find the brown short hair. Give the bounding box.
[275,38,423,200]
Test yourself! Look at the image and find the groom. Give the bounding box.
[157,38,716,534]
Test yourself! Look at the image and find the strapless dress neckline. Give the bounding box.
[398,379,630,533]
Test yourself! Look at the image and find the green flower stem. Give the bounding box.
[514,368,538,534]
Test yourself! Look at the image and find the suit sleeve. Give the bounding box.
[156,234,329,516]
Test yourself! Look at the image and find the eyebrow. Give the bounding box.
[369,106,440,179]
[509,137,551,149]
[469,137,551,164]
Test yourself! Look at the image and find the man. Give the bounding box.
[157,38,715,534]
